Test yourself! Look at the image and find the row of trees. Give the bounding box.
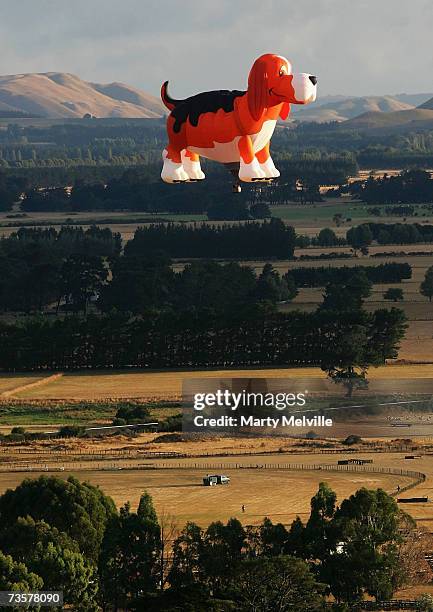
[352,169,433,204]
[125,219,296,260]
[345,221,433,253]
[0,475,425,610]
[289,220,433,256]
[0,300,406,371]
[289,263,412,287]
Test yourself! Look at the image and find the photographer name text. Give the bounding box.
[193,415,333,429]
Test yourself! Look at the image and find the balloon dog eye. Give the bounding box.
[279,66,288,76]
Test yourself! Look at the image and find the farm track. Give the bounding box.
[1,373,64,398]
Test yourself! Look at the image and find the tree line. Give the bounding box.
[351,169,433,204]
[289,263,412,287]
[125,219,296,260]
[346,221,433,252]
[15,157,355,216]
[0,475,423,610]
[0,301,406,372]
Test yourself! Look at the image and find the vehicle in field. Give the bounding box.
[203,474,230,486]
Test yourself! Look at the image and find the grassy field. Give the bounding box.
[3,364,433,402]
[0,400,179,427]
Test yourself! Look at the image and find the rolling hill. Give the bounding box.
[0,72,165,118]
[345,107,433,129]
[291,95,416,123]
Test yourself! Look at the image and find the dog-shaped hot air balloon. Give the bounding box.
[160,53,317,184]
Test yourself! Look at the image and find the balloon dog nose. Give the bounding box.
[309,75,318,85]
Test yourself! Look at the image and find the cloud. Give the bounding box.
[0,0,432,96]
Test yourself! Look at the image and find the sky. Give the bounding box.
[1,0,433,98]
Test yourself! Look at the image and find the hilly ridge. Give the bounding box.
[291,95,417,123]
[0,72,165,119]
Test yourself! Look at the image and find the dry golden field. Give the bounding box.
[0,450,423,527]
[3,364,433,401]
[0,374,45,395]
[0,466,410,527]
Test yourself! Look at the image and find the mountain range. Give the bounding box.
[291,93,433,122]
[0,71,433,129]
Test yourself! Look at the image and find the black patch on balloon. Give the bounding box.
[170,90,246,133]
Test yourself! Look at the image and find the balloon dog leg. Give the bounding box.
[238,136,266,183]
[161,146,189,183]
[181,150,205,181]
[256,143,280,180]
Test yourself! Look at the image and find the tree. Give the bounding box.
[326,488,405,603]
[30,541,98,610]
[346,224,373,255]
[58,254,107,313]
[0,476,116,564]
[317,227,339,247]
[320,272,372,313]
[250,202,272,219]
[420,266,433,302]
[258,517,289,557]
[158,510,179,591]
[286,517,307,559]
[0,516,79,559]
[0,516,99,609]
[305,483,336,559]
[0,550,43,595]
[367,307,407,364]
[99,493,161,610]
[113,402,151,425]
[256,264,297,304]
[384,288,404,302]
[232,555,325,612]
[200,518,246,596]
[169,522,205,589]
[342,434,362,446]
[100,252,174,314]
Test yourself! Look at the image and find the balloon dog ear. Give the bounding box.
[247,57,269,121]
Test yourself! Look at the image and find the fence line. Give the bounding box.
[0,446,425,461]
[0,460,425,493]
